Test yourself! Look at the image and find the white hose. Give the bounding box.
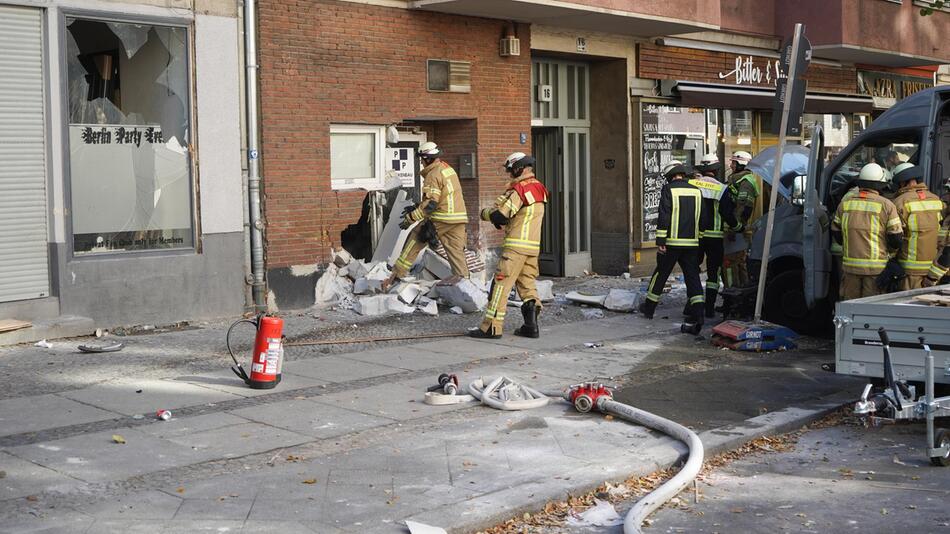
[472,379,703,533]
[468,376,550,410]
[599,398,704,534]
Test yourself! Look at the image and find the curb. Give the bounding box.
[405,391,854,533]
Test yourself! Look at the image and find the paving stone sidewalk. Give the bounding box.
[0,314,862,534]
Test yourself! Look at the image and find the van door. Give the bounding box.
[802,126,829,308]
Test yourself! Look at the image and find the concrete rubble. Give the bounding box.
[316,247,488,317]
[565,287,641,313]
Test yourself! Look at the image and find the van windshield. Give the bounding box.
[826,131,920,208]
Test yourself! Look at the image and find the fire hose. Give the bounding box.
[467,376,703,534]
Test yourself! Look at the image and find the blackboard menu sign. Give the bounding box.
[639,104,706,244]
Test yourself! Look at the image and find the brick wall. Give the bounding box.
[257,0,531,268]
[638,43,856,94]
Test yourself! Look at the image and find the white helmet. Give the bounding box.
[419,142,441,158]
[700,153,719,166]
[730,151,752,165]
[504,152,527,171]
[858,162,890,184]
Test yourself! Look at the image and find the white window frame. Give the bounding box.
[330,124,386,191]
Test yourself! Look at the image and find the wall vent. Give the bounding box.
[427,59,471,93]
[499,36,520,57]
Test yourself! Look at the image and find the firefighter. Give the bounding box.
[891,163,943,291]
[384,142,468,291]
[469,153,548,339]
[831,163,904,300]
[638,161,706,334]
[924,184,950,287]
[689,154,738,317]
[722,150,759,289]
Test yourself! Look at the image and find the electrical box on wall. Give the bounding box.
[499,36,520,57]
[458,153,476,179]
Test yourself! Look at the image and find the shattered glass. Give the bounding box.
[66,18,193,254]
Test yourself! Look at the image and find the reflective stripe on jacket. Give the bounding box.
[893,183,943,274]
[419,160,467,223]
[831,188,903,275]
[656,180,701,248]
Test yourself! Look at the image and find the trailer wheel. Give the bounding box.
[931,429,950,467]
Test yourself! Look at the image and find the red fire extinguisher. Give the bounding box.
[228,314,284,389]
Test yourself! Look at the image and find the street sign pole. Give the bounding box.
[753,23,806,323]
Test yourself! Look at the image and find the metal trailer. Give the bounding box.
[834,285,950,466]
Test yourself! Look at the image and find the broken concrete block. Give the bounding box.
[420,248,453,280]
[604,289,639,312]
[416,297,438,316]
[365,262,392,281]
[535,280,555,302]
[565,291,607,307]
[449,306,463,315]
[332,248,353,268]
[355,294,414,316]
[437,278,487,313]
[314,264,354,307]
[353,278,382,295]
[372,190,415,265]
[394,282,422,304]
[347,260,369,281]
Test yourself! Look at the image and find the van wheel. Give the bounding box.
[763,270,831,336]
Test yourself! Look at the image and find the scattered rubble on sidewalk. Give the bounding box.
[316,247,496,318]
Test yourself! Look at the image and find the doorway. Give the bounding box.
[531,58,592,276]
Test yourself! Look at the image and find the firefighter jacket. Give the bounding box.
[832,188,903,275]
[481,171,548,256]
[688,176,737,239]
[656,179,702,248]
[726,169,759,233]
[408,160,467,224]
[927,212,950,281]
[893,183,943,275]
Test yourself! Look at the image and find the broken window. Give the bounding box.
[66,18,194,254]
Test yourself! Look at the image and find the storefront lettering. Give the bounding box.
[718,56,786,87]
[79,126,163,147]
[902,80,930,97]
[858,71,933,103]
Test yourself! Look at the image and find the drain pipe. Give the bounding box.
[243,0,266,311]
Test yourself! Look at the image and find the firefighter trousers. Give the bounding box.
[840,274,881,300]
[722,232,751,288]
[899,274,926,292]
[392,221,469,279]
[697,237,724,314]
[643,247,705,321]
[480,251,540,334]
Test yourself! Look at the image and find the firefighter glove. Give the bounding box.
[875,257,906,292]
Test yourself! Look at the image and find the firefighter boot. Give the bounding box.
[638,300,657,320]
[704,288,718,318]
[680,303,704,335]
[514,300,540,338]
[467,326,501,339]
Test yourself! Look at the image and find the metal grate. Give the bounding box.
[427,59,471,93]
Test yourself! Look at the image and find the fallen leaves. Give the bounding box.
[301,478,317,485]
[111,434,126,445]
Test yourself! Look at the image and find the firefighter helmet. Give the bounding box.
[419,142,441,158]
[504,152,535,177]
[858,162,890,184]
[662,161,687,179]
[696,153,721,173]
[730,151,753,165]
[891,162,922,185]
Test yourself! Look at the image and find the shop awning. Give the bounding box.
[663,81,874,114]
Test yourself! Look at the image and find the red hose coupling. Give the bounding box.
[568,383,613,413]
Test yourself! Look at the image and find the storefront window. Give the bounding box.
[722,110,754,158]
[66,18,193,254]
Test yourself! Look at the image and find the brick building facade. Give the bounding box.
[257,0,530,305]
